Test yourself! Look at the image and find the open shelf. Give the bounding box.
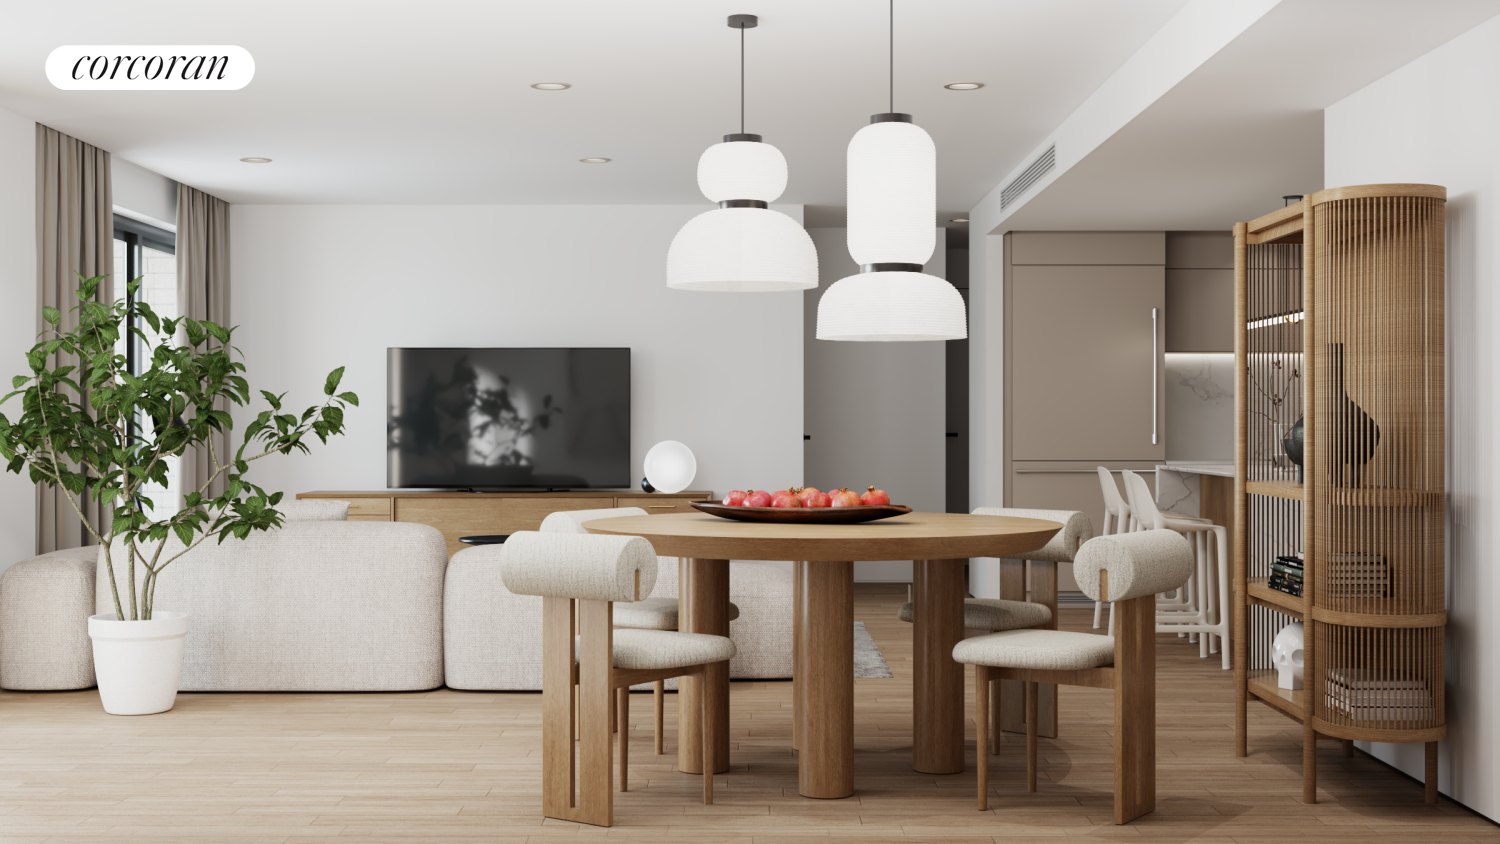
[1247,577,1305,617]
[1247,669,1305,720]
[1246,479,1304,501]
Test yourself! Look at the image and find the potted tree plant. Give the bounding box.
[0,274,357,715]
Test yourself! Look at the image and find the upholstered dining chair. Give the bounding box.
[895,507,1092,747]
[541,507,741,754]
[954,529,1194,825]
[499,530,735,827]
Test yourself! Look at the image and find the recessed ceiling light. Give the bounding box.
[943,82,984,90]
[950,217,969,223]
[531,82,571,90]
[239,157,272,163]
[580,157,611,164]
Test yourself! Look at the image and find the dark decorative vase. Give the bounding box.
[1329,342,1380,487]
[1283,417,1304,484]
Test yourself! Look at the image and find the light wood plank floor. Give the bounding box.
[1,584,1494,843]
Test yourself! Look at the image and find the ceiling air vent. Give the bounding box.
[1000,144,1055,210]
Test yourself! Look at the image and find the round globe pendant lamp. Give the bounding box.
[667,14,818,292]
[816,1,966,340]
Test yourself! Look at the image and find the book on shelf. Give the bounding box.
[1271,563,1305,579]
[1324,669,1432,721]
[1327,668,1426,690]
[1275,555,1305,567]
[1267,574,1303,597]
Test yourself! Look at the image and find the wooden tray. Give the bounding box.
[690,501,913,524]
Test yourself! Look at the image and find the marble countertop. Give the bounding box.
[1160,462,1235,478]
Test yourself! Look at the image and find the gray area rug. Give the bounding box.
[853,621,894,678]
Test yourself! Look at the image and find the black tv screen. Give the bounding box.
[387,347,630,489]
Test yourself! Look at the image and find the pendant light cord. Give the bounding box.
[889,0,894,113]
[740,22,746,134]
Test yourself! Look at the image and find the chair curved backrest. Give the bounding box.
[1121,470,1164,530]
[500,531,658,602]
[1074,530,1194,602]
[540,507,649,534]
[1097,468,1129,535]
[971,507,1093,563]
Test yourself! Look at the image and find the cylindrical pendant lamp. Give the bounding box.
[815,2,966,341]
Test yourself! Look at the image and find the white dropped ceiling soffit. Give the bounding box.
[976,0,1500,234]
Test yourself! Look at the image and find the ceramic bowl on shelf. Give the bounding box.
[690,501,912,524]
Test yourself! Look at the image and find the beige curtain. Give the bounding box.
[177,183,232,500]
[34,125,114,553]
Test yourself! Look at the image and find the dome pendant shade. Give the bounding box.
[847,120,936,266]
[816,271,966,341]
[667,207,818,292]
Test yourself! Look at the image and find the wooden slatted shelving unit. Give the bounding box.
[1232,184,1447,805]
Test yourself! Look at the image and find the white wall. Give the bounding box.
[230,204,804,521]
[1325,15,1500,818]
[0,106,35,572]
[803,228,946,582]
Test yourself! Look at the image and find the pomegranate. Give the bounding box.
[796,486,822,504]
[744,489,773,508]
[861,486,891,506]
[724,489,748,506]
[770,489,804,508]
[830,487,862,508]
[804,490,832,508]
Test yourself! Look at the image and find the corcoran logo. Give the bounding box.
[45,46,254,90]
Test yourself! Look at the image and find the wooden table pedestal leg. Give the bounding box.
[912,558,965,775]
[793,560,804,752]
[798,561,854,798]
[678,557,731,775]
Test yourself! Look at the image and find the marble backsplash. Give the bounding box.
[1166,353,1235,462]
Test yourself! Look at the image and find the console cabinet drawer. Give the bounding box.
[345,498,392,519]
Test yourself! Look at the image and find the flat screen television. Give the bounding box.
[387,347,630,489]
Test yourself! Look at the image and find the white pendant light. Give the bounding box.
[667,14,817,292]
[816,2,966,341]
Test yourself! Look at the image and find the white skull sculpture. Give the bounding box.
[1272,621,1305,690]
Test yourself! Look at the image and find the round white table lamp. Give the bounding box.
[641,441,697,494]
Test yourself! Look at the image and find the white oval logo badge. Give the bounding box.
[46,46,254,90]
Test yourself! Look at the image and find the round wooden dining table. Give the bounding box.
[583,510,1062,799]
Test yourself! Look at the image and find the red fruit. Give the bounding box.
[830,488,862,508]
[771,489,804,508]
[744,489,773,508]
[861,486,891,506]
[804,490,832,508]
[723,490,747,506]
[796,486,822,504]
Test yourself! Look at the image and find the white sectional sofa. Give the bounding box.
[0,500,794,692]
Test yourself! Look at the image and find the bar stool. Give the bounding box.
[541,507,741,754]
[1123,471,1231,668]
[897,507,1092,748]
[499,531,734,827]
[1097,469,1208,635]
[955,529,1194,824]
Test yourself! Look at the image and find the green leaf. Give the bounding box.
[173,522,194,547]
[336,391,359,407]
[41,306,61,326]
[323,367,345,396]
[11,375,26,389]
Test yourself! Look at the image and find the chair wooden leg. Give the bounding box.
[1114,594,1156,824]
[654,681,665,755]
[1025,681,1038,793]
[702,667,714,805]
[617,687,629,792]
[975,666,989,811]
[989,678,1000,755]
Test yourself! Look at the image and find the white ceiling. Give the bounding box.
[0,0,1188,207]
[999,0,1500,232]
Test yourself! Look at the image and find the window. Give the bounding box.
[113,215,179,521]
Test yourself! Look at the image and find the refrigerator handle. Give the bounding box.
[1151,307,1158,446]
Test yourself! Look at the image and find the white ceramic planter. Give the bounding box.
[87,612,189,715]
